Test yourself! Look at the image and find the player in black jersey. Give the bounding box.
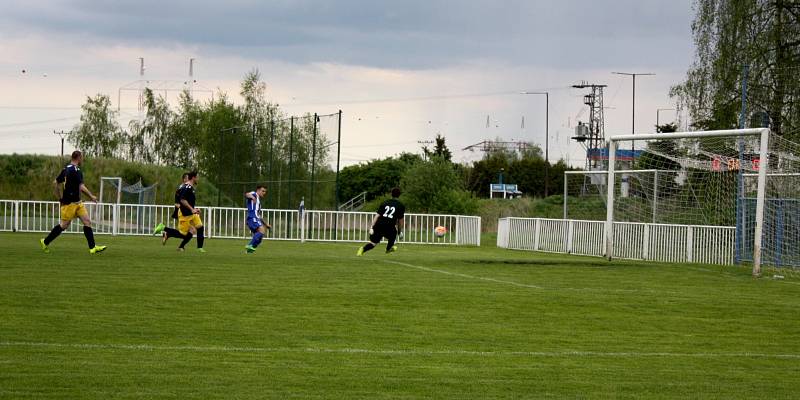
[153,173,189,244]
[39,151,107,254]
[357,187,405,255]
[176,171,205,252]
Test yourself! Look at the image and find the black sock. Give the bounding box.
[179,233,193,249]
[164,227,184,239]
[83,226,96,248]
[196,227,205,249]
[44,225,64,245]
[362,243,375,253]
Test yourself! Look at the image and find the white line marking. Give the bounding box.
[1,341,798,359]
[382,260,662,293]
[383,260,543,289]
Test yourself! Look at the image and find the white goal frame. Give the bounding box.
[605,128,770,276]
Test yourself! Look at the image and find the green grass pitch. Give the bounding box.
[1,232,799,399]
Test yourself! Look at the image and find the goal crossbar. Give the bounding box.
[605,128,770,276]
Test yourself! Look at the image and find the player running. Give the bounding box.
[39,150,107,254]
[176,171,205,252]
[153,173,190,244]
[357,187,405,256]
[244,185,272,254]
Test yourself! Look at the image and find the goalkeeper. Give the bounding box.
[245,185,272,254]
[357,187,405,256]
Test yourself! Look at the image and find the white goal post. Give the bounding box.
[605,128,770,276]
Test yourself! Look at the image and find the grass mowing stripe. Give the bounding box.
[3,341,800,359]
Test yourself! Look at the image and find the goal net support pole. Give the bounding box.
[604,128,770,276]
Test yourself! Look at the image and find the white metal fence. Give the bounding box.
[0,200,481,246]
[497,217,735,265]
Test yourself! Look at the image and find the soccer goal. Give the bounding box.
[603,128,796,276]
[98,176,158,234]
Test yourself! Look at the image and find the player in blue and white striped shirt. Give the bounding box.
[244,185,271,253]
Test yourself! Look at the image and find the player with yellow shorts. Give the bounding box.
[39,150,107,255]
[175,171,206,252]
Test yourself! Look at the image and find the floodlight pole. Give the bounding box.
[612,72,654,160]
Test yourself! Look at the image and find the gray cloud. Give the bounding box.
[1,0,693,69]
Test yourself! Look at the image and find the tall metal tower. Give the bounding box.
[571,81,607,170]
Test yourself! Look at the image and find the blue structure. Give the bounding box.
[738,198,800,267]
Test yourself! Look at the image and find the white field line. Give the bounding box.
[382,260,668,294]
[383,260,543,289]
[1,341,798,359]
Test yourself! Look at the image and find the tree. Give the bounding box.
[672,1,800,140]
[422,134,452,162]
[127,88,174,164]
[401,157,477,214]
[70,94,125,158]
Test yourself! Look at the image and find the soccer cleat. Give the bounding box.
[197,248,207,253]
[161,231,168,245]
[177,247,185,252]
[386,245,398,254]
[245,245,256,254]
[356,246,365,256]
[39,238,50,254]
[153,223,165,235]
[89,245,107,255]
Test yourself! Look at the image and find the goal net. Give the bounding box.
[603,128,799,273]
[97,177,158,233]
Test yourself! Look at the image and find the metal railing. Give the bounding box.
[0,200,481,246]
[338,191,367,211]
[497,217,735,265]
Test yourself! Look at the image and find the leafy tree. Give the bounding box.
[401,157,477,214]
[70,94,125,158]
[127,88,174,164]
[338,153,422,203]
[672,1,800,140]
[422,134,452,162]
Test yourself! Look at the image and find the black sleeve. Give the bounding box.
[76,169,84,185]
[396,204,406,219]
[55,168,66,183]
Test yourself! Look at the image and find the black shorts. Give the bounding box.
[369,225,397,243]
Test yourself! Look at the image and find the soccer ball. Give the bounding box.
[434,226,448,237]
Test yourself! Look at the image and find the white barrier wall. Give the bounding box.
[0,200,481,246]
[497,217,735,265]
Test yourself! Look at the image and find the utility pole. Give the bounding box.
[53,130,67,160]
[571,82,607,170]
[612,72,655,160]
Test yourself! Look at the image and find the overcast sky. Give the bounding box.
[0,0,695,167]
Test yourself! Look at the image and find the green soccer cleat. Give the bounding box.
[197,248,207,253]
[386,245,398,254]
[356,246,364,256]
[245,245,256,254]
[89,245,107,255]
[153,223,165,235]
[39,238,50,254]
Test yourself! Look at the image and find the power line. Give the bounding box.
[286,87,571,107]
[0,116,80,129]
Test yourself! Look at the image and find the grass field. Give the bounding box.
[1,232,799,399]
